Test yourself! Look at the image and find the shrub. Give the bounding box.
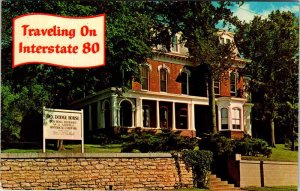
[199,133,272,158]
[121,128,197,153]
[198,134,234,157]
[233,136,272,157]
[182,150,213,188]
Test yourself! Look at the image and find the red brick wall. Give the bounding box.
[132,59,244,98]
[220,71,244,98]
[132,59,184,94]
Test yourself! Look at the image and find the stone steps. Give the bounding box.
[209,174,244,191]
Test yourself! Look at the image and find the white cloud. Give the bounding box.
[233,3,299,23]
[233,3,257,23]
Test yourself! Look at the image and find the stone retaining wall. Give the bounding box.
[0,153,193,190]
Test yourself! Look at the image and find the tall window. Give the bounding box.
[181,71,188,95]
[141,66,149,90]
[160,106,168,128]
[221,108,228,129]
[230,72,237,96]
[171,35,178,52]
[232,108,241,129]
[214,80,220,95]
[160,68,167,92]
[143,105,150,127]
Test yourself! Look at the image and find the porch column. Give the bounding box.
[88,104,92,132]
[190,103,195,131]
[136,98,142,127]
[110,94,118,126]
[131,109,135,127]
[228,106,232,130]
[244,103,254,136]
[187,103,191,130]
[97,101,102,129]
[172,102,176,130]
[156,101,160,128]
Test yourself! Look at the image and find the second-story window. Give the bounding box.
[171,35,178,52]
[214,80,220,95]
[230,72,237,96]
[160,68,167,92]
[141,66,149,90]
[181,71,188,95]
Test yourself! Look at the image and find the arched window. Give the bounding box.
[171,35,178,52]
[221,108,228,129]
[160,106,168,128]
[230,72,237,96]
[141,66,149,90]
[177,108,188,129]
[232,108,241,129]
[160,68,167,92]
[142,105,151,127]
[120,100,132,127]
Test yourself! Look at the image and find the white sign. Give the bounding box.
[13,13,106,68]
[43,107,84,152]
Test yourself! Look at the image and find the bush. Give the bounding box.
[182,150,213,188]
[199,133,272,157]
[121,128,197,152]
[233,135,272,157]
[198,134,234,157]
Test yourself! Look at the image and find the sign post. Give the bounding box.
[43,107,84,153]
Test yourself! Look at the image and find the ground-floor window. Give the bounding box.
[221,108,228,129]
[142,100,156,128]
[232,108,241,129]
[159,101,172,129]
[120,100,132,127]
[176,103,188,129]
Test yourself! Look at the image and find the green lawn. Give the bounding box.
[241,144,298,162]
[243,186,298,191]
[2,144,122,153]
[2,144,298,163]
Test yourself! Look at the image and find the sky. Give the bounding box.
[231,1,299,23]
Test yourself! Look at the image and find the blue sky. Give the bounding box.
[231,1,299,22]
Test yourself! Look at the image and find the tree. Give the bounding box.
[152,1,242,133]
[235,11,298,147]
[1,1,156,145]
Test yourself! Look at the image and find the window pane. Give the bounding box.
[141,66,149,90]
[230,72,236,95]
[232,108,241,129]
[171,35,178,52]
[214,81,220,95]
[160,69,167,92]
[221,108,228,129]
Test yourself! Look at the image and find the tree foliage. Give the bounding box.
[235,11,299,146]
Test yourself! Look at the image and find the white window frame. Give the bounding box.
[214,80,220,95]
[230,71,237,96]
[141,65,150,91]
[232,107,241,130]
[171,34,179,53]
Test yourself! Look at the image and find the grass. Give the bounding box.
[2,144,122,153]
[241,144,298,162]
[2,144,298,163]
[243,186,298,191]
